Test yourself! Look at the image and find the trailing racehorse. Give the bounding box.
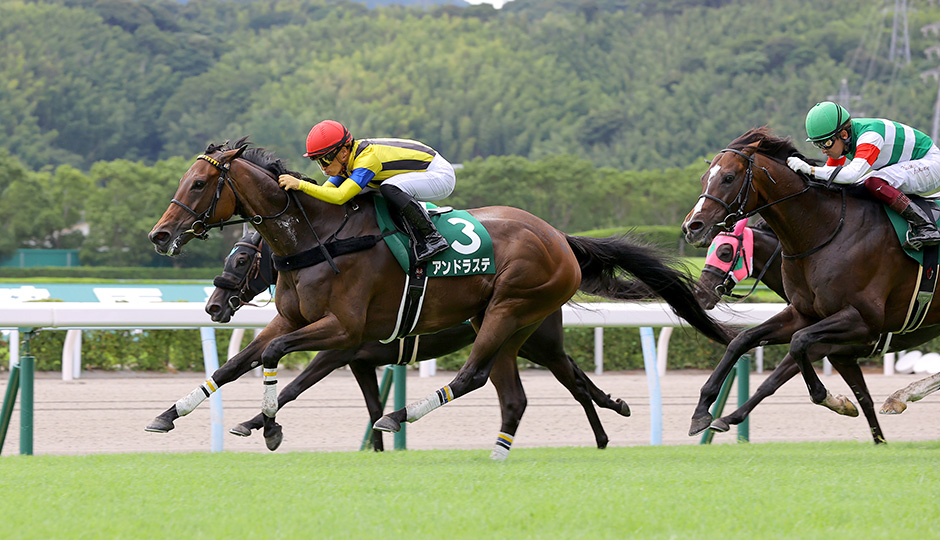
[207,230,631,457]
[695,219,887,442]
[682,127,940,442]
[148,138,731,447]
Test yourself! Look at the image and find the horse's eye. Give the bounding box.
[722,174,736,184]
[192,180,206,190]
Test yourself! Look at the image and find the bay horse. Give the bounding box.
[148,138,731,446]
[694,219,888,442]
[682,127,940,441]
[207,231,631,456]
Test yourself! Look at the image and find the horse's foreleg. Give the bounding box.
[145,321,285,433]
[258,314,361,450]
[881,372,940,414]
[710,354,801,432]
[487,356,526,461]
[789,307,870,412]
[690,307,805,436]
[229,349,360,445]
[829,355,885,444]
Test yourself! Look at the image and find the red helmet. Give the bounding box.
[303,120,351,158]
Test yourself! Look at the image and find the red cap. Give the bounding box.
[303,120,351,158]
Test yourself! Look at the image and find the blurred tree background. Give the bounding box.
[1,0,937,266]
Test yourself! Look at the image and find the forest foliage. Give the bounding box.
[2,0,939,266]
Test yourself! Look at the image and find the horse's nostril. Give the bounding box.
[207,304,220,315]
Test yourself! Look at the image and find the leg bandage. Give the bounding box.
[490,432,514,461]
[175,377,218,416]
[262,369,278,418]
[406,385,453,423]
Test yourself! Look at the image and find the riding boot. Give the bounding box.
[897,198,940,250]
[865,176,940,251]
[379,184,449,262]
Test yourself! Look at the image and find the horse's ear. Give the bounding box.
[232,145,247,159]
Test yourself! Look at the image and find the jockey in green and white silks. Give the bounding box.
[787,101,940,250]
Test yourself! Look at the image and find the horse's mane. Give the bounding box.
[207,137,319,184]
[727,126,821,165]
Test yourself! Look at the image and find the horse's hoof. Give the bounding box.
[265,428,283,451]
[709,418,731,432]
[615,399,631,417]
[596,437,609,450]
[144,417,174,433]
[880,397,907,415]
[689,414,713,436]
[373,415,401,433]
[229,424,252,437]
[842,398,859,417]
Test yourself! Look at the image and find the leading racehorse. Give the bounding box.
[148,138,731,444]
[206,230,631,457]
[682,127,940,440]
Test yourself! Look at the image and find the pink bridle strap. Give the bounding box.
[703,220,753,283]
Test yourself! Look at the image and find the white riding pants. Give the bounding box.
[382,153,456,202]
[861,146,940,198]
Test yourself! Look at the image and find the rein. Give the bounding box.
[172,154,291,239]
[711,148,846,260]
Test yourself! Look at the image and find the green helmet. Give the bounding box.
[805,101,851,142]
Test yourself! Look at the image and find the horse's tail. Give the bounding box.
[565,234,734,345]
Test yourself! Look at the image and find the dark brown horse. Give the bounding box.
[148,138,730,446]
[694,219,889,442]
[682,127,940,441]
[207,230,630,456]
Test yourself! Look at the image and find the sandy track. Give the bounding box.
[1,368,938,456]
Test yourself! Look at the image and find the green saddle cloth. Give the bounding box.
[374,196,496,277]
[883,201,940,265]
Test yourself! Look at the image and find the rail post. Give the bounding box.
[393,365,407,450]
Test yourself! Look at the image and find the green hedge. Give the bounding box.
[0,329,313,373]
[0,326,933,374]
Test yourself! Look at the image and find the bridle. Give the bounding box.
[702,147,845,260]
[212,236,275,311]
[171,154,291,240]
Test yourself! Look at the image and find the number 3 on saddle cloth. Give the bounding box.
[881,198,940,335]
[374,196,496,345]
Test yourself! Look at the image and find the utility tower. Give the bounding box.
[828,78,866,117]
[921,23,940,141]
[890,0,912,65]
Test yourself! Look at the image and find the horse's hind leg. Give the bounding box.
[881,372,940,414]
[375,316,541,434]
[710,355,801,432]
[829,355,885,444]
[348,360,385,452]
[145,321,285,433]
[487,356,526,461]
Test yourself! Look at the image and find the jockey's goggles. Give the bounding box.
[812,137,836,150]
[310,146,342,169]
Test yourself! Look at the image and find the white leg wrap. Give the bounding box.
[262,369,278,418]
[490,432,513,461]
[175,377,218,416]
[406,385,453,423]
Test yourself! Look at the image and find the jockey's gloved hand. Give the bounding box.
[787,156,812,176]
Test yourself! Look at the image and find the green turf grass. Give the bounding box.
[1,442,937,539]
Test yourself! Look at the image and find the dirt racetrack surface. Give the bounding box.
[1,368,938,456]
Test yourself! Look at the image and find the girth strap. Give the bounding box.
[272,235,388,272]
